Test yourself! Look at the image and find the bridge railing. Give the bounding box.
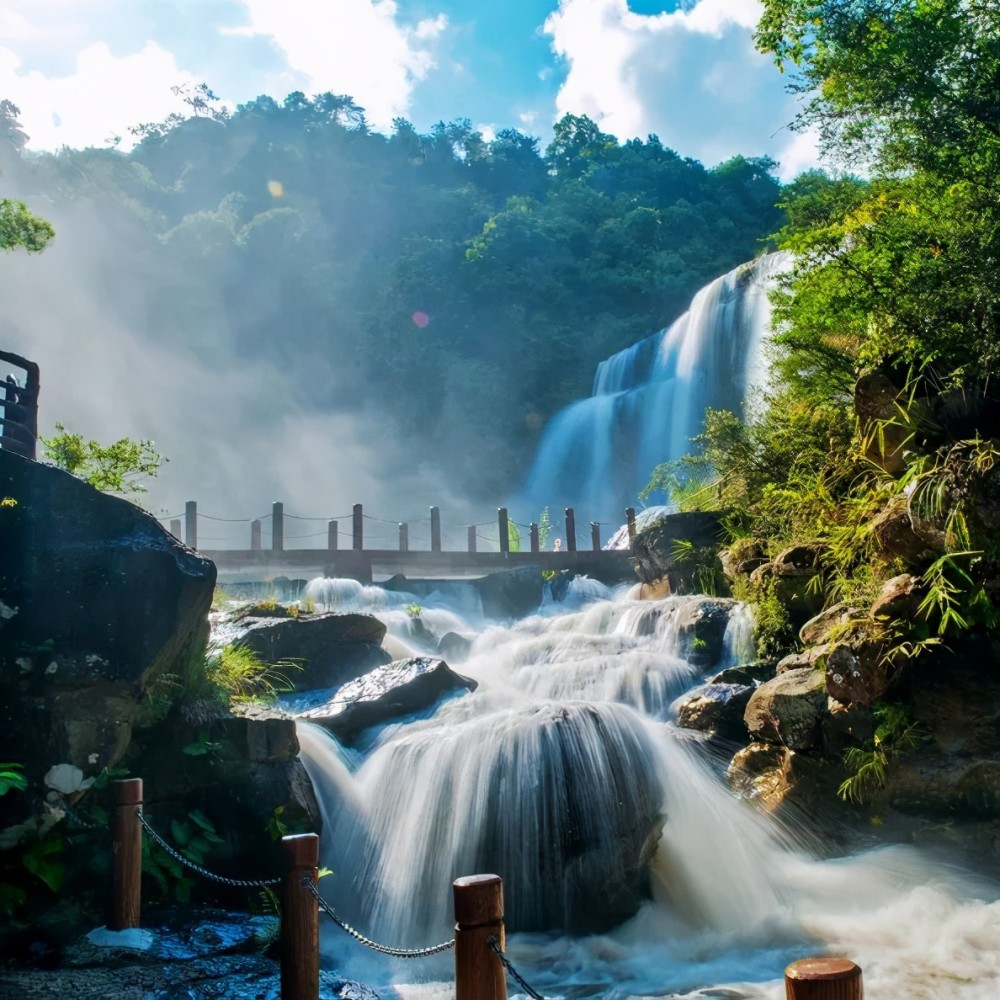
[0,349,40,461]
[165,502,639,554]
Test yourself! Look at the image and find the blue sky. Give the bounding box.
[0,0,820,177]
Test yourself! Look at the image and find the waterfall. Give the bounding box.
[520,252,791,521]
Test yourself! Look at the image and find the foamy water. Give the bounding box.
[293,578,1000,999]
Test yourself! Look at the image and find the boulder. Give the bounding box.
[854,371,910,474]
[870,502,945,566]
[0,450,215,784]
[799,604,865,646]
[710,661,776,686]
[629,510,727,592]
[296,657,477,744]
[437,631,473,663]
[744,667,828,751]
[675,681,754,740]
[825,640,898,706]
[672,597,738,669]
[237,612,390,690]
[776,643,833,674]
[475,567,544,620]
[727,742,841,815]
[871,573,927,621]
[750,544,826,626]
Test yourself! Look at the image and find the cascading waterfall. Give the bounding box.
[520,252,791,521]
[293,581,1000,998]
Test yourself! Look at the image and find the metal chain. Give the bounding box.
[304,878,455,958]
[488,935,547,1000]
[59,798,104,830]
[137,811,281,888]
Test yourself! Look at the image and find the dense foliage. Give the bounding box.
[2,94,781,497]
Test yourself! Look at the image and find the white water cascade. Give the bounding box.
[520,253,791,521]
[293,580,1000,998]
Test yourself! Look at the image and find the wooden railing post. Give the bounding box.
[328,520,338,552]
[169,518,181,540]
[185,501,197,550]
[110,778,143,931]
[498,509,509,555]
[565,508,576,552]
[591,521,601,551]
[281,833,319,1000]
[625,507,636,547]
[272,501,284,552]
[251,519,262,551]
[430,506,441,552]
[454,874,506,1000]
[530,523,539,553]
[468,526,477,553]
[785,957,863,999]
[353,504,363,551]
[399,522,409,552]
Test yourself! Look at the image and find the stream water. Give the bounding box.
[294,578,1000,999]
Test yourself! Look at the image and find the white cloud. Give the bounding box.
[0,41,198,150]
[544,0,820,174]
[230,0,448,129]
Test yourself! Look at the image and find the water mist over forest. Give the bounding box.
[0,98,784,528]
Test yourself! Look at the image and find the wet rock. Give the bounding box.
[871,573,927,621]
[749,545,826,626]
[870,502,945,566]
[799,603,865,646]
[675,681,754,740]
[475,566,544,619]
[744,667,828,751]
[238,612,390,690]
[727,741,842,814]
[437,631,473,663]
[629,510,727,593]
[297,657,477,744]
[673,598,738,669]
[825,640,898,706]
[710,661,776,685]
[0,449,215,783]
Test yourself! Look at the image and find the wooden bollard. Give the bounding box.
[399,522,409,552]
[529,523,539,553]
[565,508,576,551]
[281,833,319,1000]
[591,521,601,551]
[430,506,442,552]
[185,500,197,550]
[454,874,506,1000]
[273,501,284,552]
[251,518,262,551]
[498,508,509,555]
[353,504,363,550]
[109,778,143,931]
[328,520,338,551]
[170,518,181,540]
[785,957,863,999]
[468,526,477,553]
[625,506,636,546]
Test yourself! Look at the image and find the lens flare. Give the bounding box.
[411,311,430,328]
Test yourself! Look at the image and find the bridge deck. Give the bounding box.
[203,548,635,585]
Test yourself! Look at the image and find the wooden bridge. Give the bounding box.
[174,502,639,584]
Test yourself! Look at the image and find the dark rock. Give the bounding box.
[825,640,898,706]
[727,741,843,815]
[298,657,477,744]
[672,598,738,669]
[629,510,727,591]
[675,681,754,740]
[0,450,215,783]
[475,566,544,619]
[776,644,833,674]
[437,631,473,663]
[238,612,390,691]
[749,545,826,626]
[744,667,828,751]
[870,502,945,565]
[710,661,776,685]
[799,603,865,646]
[871,573,927,621]
[854,371,910,474]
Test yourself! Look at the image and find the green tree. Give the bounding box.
[41,423,164,495]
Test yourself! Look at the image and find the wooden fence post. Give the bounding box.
[170,518,181,540]
[399,522,409,552]
[328,520,338,551]
[785,957,863,999]
[498,509,510,555]
[565,508,576,552]
[468,526,477,553]
[454,874,506,1000]
[110,777,143,931]
[530,523,539,553]
[353,504,363,551]
[591,522,601,551]
[251,519,262,551]
[281,833,319,1000]
[272,501,284,552]
[625,507,636,547]
[430,506,441,552]
[185,501,197,550]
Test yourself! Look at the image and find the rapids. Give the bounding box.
[294,578,1000,999]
